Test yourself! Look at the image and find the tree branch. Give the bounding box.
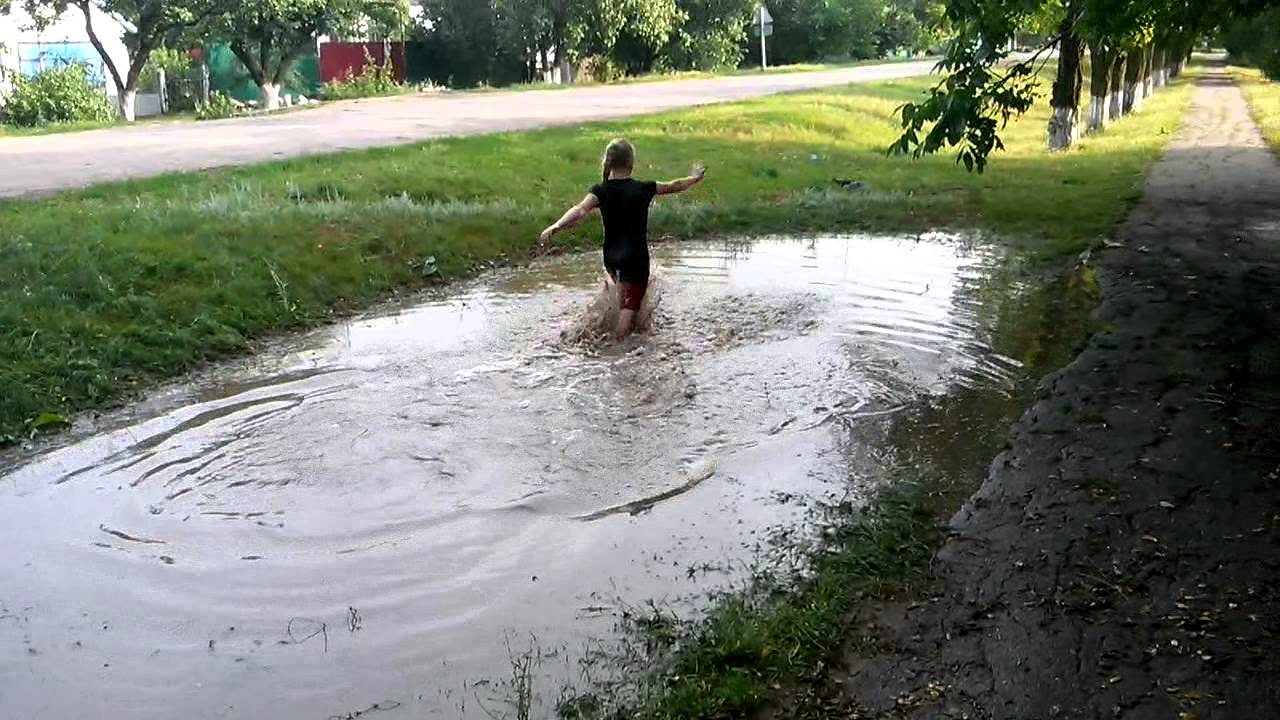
[229,39,266,85]
[273,37,312,86]
[77,0,125,95]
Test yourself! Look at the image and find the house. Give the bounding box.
[0,4,161,116]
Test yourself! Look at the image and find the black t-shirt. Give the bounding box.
[590,178,658,284]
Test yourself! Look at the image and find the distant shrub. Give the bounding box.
[197,91,239,121]
[1,63,116,127]
[577,55,624,83]
[322,50,406,101]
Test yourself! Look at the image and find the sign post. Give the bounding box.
[755,4,773,70]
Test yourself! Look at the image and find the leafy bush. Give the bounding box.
[1,63,116,127]
[577,55,624,83]
[322,52,406,100]
[196,91,239,120]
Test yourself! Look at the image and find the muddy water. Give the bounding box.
[0,235,1024,719]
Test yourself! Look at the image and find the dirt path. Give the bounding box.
[0,60,935,199]
[835,69,1280,718]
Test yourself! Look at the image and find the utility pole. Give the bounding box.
[760,6,767,70]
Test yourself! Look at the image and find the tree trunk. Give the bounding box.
[1141,45,1154,99]
[1153,46,1167,88]
[77,0,129,121]
[1049,27,1084,150]
[1124,48,1143,113]
[259,82,281,110]
[1109,53,1126,119]
[117,88,137,122]
[1087,42,1112,132]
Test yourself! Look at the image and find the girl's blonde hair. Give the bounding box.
[601,138,635,182]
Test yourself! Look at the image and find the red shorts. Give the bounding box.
[619,281,647,311]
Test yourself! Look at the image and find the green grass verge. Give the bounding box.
[0,70,1193,442]
[1231,66,1280,154]
[0,112,199,138]
[0,118,120,137]
[440,56,933,94]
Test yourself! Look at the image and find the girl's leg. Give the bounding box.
[616,309,637,339]
[616,281,646,339]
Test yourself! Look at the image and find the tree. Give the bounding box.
[217,0,375,109]
[764,0,884,66]
[495,0,552,82]
[18,0,218,121]
[1222,5,1280,78]
[891,0,1278,169]
[878,0,950,55]
[666,0,755,70]
[612,0,685,75]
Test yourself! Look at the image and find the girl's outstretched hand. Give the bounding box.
[537,226,558,256]
[692,161,707,179]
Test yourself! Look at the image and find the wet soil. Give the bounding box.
[830,70,1280,719]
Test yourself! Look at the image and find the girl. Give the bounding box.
[540,138,707,339]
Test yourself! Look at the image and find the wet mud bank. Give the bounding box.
[829,72,1280,720]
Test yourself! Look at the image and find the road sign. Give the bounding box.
[752,4,774,37]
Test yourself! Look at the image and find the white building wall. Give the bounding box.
[0,4,130,100]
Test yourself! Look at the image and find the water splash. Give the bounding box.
[558,267,666,347]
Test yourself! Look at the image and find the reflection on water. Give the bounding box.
[1,235,1029,720]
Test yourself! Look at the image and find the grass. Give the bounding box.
[439,56,934,94]
[1231,66,1280,153]
[0,68,1193,442]
[0,112,198,138]
[0,118,121,137]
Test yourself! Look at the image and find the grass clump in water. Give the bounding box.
[634,483,938,720]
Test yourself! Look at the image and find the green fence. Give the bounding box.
[207,44,322,103]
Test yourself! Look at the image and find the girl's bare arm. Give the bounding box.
[540,194,600,244]
[657,162,707,196]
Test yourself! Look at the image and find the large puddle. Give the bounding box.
[1,235,1035,719]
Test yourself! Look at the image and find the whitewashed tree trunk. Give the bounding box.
[118,88,137,122]
[1109,88,1123,119]
[1128,82,1145,112]
[1048,106,1080,150]
[1154,67,1167,88]
[259,82,282,110]
[1087,96,1107,131]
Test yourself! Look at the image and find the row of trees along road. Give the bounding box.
[5,0,412,121]
[414,0,949,88]
[6,0,949,121]
[892,0,1280,170]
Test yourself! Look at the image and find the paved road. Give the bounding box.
[1,60,936,198]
